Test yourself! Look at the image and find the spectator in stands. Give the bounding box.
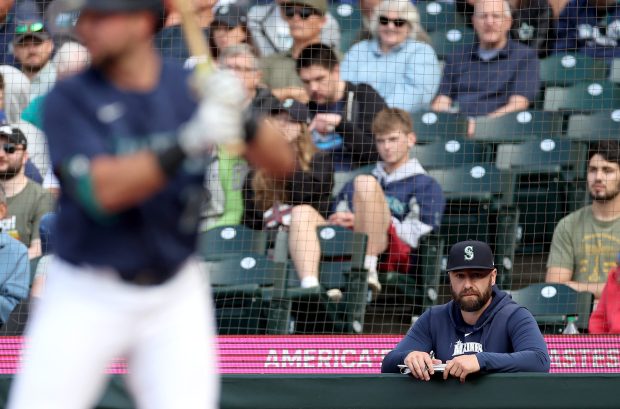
[156,0,216,60]
[22,40,90,130]
[219,44,268,102]
[242,95,333,290]
[589,251,620,333]
[288,108,444,295]
[546,141,620,299]
[382,240,550,379]
[0,125,54,259]
[457,0,555,56]
[12,15,56,101]
[248,0,340,57]
[0,183,29,326]
[553,0,620,61]
[296,43,386,171]
[341,0,440,114]
[431,0,539,118]
[0,65,30,124]
[208,4,257,60]
[260,0,328,102]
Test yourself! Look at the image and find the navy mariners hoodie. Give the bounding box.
[382,286,551,373]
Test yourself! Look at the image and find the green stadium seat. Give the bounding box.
[410,111,469,144]
[417,1,466,32]
[410,137,486,169]
[209,254,291,335]
[329,3,363,52]
[472,111,564,143]
[607,58,620,84]
[495,138,587,253]
[428,164,519,288]
[539,54,608,88]
[197,225,267,261]
[509,283,594,333]
[274,226,369,334]
[566,110,620,142]
[543,81,620,112]
[429,27,476,60]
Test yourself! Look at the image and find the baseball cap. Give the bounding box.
[0,126,28,148]
[213,4,248,28]
[255,94,310,124]
[446,240,495,273]
[13,21,50,44]
[282,0,327,15]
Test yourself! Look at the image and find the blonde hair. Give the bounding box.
[369,0,430,44]
[251,121,317,212]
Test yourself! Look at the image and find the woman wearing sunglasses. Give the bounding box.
[341,0,440,114]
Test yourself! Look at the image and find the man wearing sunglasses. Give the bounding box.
[0,126,53,260]
[382,240,550,382]
[260,0,328,103]
[12,15,56,101]
[248,0,340,57]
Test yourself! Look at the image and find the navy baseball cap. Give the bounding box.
[80,0,163,13]
[213,4,248,28]
[446,240,495,273]
[255,95,310,124]
[0,126,28,148]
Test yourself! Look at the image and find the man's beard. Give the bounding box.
[0,164,22,181]
[452,282,493,313]
[590,185,620,202]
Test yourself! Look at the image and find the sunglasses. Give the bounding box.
[282,5,322,20]
[379,16,408,28]
[15,22,45,34]
[1,143,23,154]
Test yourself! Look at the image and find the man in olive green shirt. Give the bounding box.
[260,0,327,102]
[0,126,54,259]
[546,141,620,299]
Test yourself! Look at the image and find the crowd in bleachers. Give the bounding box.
[0,0,618,335]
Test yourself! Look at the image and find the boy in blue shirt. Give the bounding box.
[288,108,444,295]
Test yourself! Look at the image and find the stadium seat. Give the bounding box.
[410,137,486,169]
[417,1,465,32]
[429,164,519,288]
[509,282,594,333]
[273,226,369,334]
[410,111,469,144]
[429,27,476,61]
[378,233,445,316]
[566,109,620,142]
[197,225,267,261]
[543,81,620,112]
[607,58,620,84]
[472,111,564,144]
[328,2,362,52]
[495,138,587,253]
[209,254,291,335]
[539,54,608,88]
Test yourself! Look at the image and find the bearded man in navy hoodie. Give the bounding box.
[382,240,550,382]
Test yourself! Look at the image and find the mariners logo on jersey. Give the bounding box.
[464,245,474,261]
[452,339,483,356]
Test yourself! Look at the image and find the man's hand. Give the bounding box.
[328,212,355,229]
[403,351,442,381]
[310,113,342,134]
[443,355,480,383]
[179,70,246,154]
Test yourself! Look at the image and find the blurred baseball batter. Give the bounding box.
[7,0,293,408]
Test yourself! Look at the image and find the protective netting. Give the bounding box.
[1,0,619,375]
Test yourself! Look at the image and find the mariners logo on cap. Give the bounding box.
[464,246,474,261]
[219,5,229,14]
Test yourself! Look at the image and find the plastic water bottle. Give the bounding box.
[563,316,580,335]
